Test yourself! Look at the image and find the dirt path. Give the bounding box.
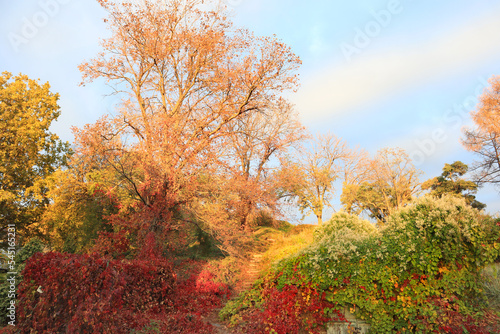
[237,236,276,293]
[238,253,263,292]
[204,253,264,334]
[205,308,235,334]
[205,235,277,333]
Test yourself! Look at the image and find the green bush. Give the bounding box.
[313,211,377,242]
[252,210,275,227]
[229,196,500,333]
[0,238,45,327]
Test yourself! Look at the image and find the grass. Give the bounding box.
[255,223,315,276]
[482,262,500,312]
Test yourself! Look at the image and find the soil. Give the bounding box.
[205,308,235,334]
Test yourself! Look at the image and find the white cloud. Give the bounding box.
[293,7,500,122]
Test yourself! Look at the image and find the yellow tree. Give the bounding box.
[75,0,301,248]
[278,134,353,225]
[338,148,370,214]
[39,165,122,253]
[341,148,421,223]
[0,72,70,242]
[462,75,500,186]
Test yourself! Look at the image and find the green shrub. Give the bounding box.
[252,210,275,227]
[0,238,45,327]
[230,196,500,333]
[313,211,377,242]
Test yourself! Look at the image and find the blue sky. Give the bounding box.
[2,0,500,218]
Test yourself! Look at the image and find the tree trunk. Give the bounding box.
[316,214,323,225]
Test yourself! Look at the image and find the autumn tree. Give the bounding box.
[278,134,353,225]
[421,161,485,210]
[223,100,306,227]
[38,167,120,253]
[341,147,370,187]
[341,148,421,223]
[0,72,70,244]
[462,75,500,188]
[75,0,301,251]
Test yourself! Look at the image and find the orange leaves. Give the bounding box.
[77,0,302,179]
[471,75,500,135]
[438,266,449,274]
[462,75,500,186]
[71,116,123,165]
[73,0,302,251]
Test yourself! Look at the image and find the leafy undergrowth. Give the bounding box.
[220,279,345,334]
[169,260,233,333]
[220,223,320,333]
[1,234,231,334]
[221,196,500,333]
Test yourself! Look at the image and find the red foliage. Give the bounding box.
[92,229,131,259]
[250,282,345,334]
[139,261,231,334]
[16,252,175,333]
[173,268,230,313]
[171,259,232,310]
[431,297,500,334]
[13,248,231,333]
[138,231,165,259]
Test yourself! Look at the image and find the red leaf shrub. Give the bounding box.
[173,268,231,315]
[92,230,131,259]
[256,282,345,334]
[12,249,232,333]
[16,251,175,333]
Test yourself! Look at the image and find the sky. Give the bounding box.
[1,0,500,219]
